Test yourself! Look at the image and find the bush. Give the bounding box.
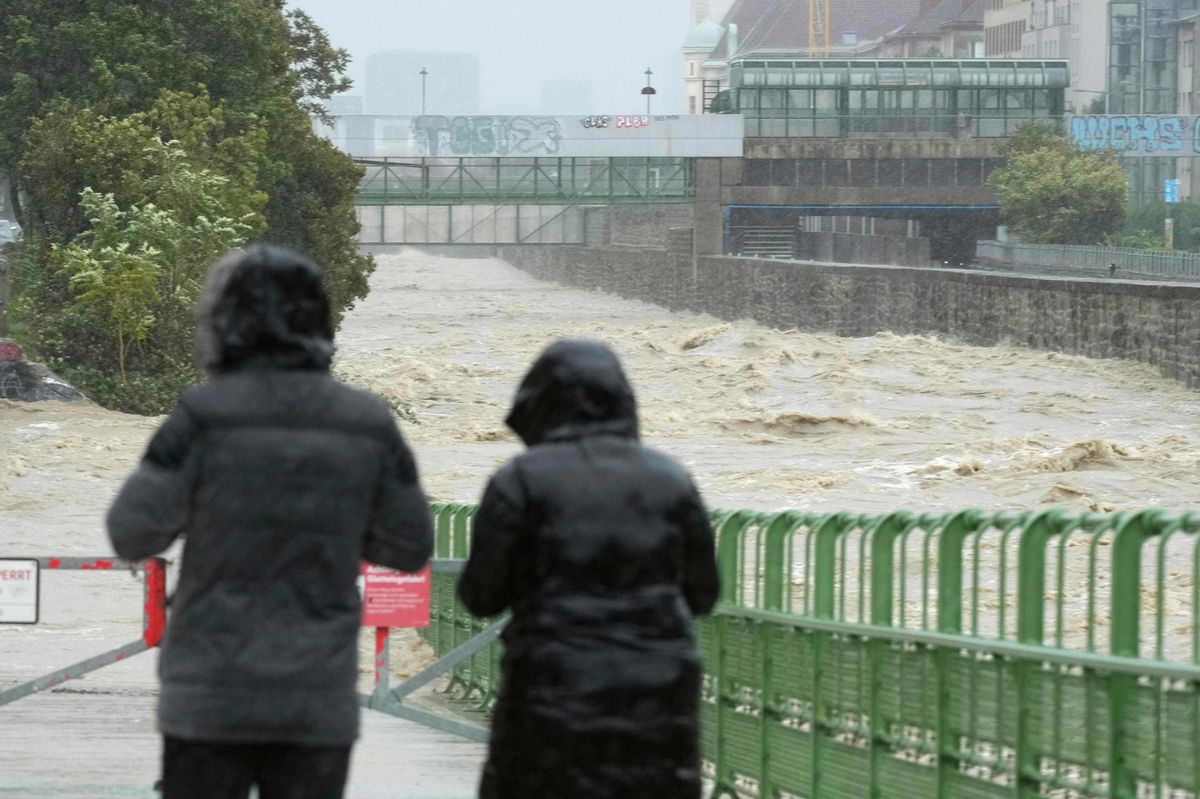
[1122,201,1200,252]
[990,122,1128,245]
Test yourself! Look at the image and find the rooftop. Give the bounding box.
[884,0,989,40]
[715,0,922,56]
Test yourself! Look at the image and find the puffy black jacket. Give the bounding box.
[459,339,719,799]
[107,247,433,745]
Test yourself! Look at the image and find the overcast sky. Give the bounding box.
[288,0,690,114]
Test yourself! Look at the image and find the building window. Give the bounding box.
[689,96,697,114]
[689,62,696,77]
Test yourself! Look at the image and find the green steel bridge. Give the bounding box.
[352,156,694,246]
[347,61,1070,248]
[414,503,1200,799]
[354,157,694,206]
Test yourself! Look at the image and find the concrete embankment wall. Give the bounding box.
[795,231,930,267]
[498,242,1200,389]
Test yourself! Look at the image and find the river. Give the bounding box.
[2,250,1199,795]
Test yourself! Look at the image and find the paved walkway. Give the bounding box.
[0,656,485,799]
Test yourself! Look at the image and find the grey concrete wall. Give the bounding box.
[794,232,931,267]
[498,244,1200,389]
[607,205,693,247]
[579,205,694,249]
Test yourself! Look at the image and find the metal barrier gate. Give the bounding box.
[0,557,166,706]
[422,503,1200,799]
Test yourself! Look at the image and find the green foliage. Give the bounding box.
[285,10,353,124]
[1120,201,1200,252]
[1001,121,1074,158]
[14,105,257,408]
[2,1,373,413]
[53,179,252,384]
[990,122,1128,245]
[54,191,162,384]
[19,90,268,241]
[1109,229,1167,250]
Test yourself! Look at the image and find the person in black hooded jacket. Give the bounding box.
[106,245,433,799]
[458,338,720,799]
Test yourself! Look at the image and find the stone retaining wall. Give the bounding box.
[499,243,1200,388]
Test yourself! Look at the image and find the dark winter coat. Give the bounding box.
[107,247,433,746]
[458,339,720,799]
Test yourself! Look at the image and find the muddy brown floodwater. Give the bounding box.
[3,250,1200,796]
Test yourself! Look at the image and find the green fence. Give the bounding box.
[422,504,1200,798]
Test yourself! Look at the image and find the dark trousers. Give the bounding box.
[161,736,351,799]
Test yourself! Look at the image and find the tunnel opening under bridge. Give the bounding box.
[724,204,1002,266]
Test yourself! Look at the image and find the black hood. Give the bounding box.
[194,245,335,375]
[505,339,639,446]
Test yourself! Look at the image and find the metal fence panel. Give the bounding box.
[978,240,1200,281]
[421,504,1200,797]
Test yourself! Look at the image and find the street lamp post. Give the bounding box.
[641,68,657,116]
[420,68,428,115]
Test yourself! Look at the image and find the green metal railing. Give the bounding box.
[355,157,693,206]
[421,504,1200,798]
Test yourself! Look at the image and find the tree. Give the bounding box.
[3,1,374,411]
[54,192,162,385]
[15,102,259,410]
[0,1,371,321]
[1122,201,1200,252]
[286,10,353,124]
[990,122,1128,245]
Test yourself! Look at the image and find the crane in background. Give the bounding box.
[808,0,831,56]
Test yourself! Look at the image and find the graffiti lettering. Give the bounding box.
[1071,114,1199,157]
[580,116,611,129]
[411,115,563,157]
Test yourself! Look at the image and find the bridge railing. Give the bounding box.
[422,504,1200,798]
[978,240,1200,281]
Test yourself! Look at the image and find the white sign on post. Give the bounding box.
[0,559,39,624]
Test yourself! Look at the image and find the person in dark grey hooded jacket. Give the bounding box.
[107,245,433,799]
[458,339,720,799]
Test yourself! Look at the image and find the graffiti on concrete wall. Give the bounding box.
[1071,115,1200,157]
[411,116,563,157]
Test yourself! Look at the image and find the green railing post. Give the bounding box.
[809,513,850,799]
[933,510,983,798]
[715,511,759,608]
[1109,509,1166,799]
[812,513,849,620]
[759,511,790,799]
[763,511,810,612]
[867,512,911,797]
[1014,509,1065,798]
[711,510,756,799]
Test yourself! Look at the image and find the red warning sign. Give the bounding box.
[359,563,430,628]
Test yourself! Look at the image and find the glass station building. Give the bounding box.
[714,58,1070,138]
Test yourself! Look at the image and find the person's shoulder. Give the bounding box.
[326,378,394,418]
[324,378,403,437]
[635,444,694,482]
[184,372,397,435]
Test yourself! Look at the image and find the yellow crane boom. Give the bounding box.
[808,0,831,57]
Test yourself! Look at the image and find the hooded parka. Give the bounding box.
[107,246,433,746]
[458,339,719,799]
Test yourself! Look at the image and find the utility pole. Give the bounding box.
[420,68,428,115]
[641,68,657,115]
